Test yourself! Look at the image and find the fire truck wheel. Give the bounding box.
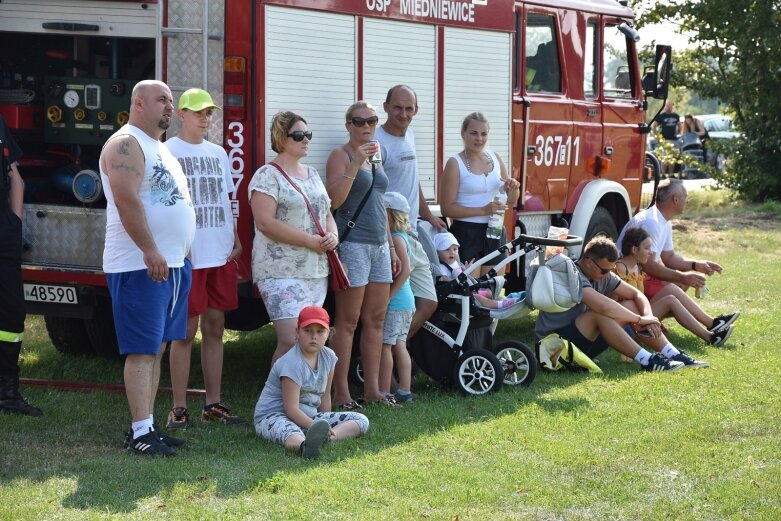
[44,316,96,356]
[84,296,121,359]
[583,206,618,245]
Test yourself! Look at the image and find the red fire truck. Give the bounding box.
[0,0,670,357]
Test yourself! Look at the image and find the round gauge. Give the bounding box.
[63,89,80,108]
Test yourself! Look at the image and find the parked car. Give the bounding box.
[699,114,740,170]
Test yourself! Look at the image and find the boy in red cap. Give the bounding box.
[253,306,369,458]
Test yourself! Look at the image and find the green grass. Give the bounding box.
[2,191,780,520]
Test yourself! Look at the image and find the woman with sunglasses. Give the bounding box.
[249,111,339,362]
[325,101,396,409]
[440,112,520,276]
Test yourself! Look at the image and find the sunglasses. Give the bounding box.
[589,257,615,275]
[349,116,379,127]
[287,130,313,142]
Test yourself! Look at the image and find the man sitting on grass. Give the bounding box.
[535,237,709,371]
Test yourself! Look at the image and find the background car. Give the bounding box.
[699,114,740,170]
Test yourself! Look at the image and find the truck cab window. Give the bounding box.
[525,14,561,93]
[603,24,633,99]
[584,21,597,98]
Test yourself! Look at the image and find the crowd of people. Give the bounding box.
[1,80,739,460]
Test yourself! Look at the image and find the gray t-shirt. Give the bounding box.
[375,125,420,225]
[333,159,389,245]
[253,344,338,422]
[534,265,621,340]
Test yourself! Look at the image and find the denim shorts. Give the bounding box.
[555,320,610,360]
[339,241,392,288]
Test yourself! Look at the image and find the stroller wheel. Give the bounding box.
[493,341,537,387]
[452,348,503,396]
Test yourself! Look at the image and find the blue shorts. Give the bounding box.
[339,241,392,288]
[555,320,609,360]
[106,258,192,355]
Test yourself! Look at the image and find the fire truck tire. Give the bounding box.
[84,297,121,359]
[44,316,95,356]
[583,206,618,245]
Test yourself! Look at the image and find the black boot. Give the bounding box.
[0,375,42,416]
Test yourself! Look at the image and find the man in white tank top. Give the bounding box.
[100,80,196,456]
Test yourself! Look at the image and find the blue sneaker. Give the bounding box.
[670,350,709,368]
[642,353,685,372]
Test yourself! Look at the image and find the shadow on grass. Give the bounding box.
[1,315,660,515]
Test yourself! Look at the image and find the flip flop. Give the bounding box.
[338,400,363,411]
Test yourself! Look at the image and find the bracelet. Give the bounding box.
[691,261,697,271]
[342,174,356,180]
[389,246,396,250]
[635,315,642,324]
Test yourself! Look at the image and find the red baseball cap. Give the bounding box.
[298,306,330,329]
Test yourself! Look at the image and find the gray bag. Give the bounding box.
[526,252,582,313]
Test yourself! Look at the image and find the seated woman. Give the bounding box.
[615,227,733,346]
[249,111,339,362]
[439,112,520,276]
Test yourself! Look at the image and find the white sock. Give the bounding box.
[661,344,680,358]
[132,418,154,439]
[634,349,653,366]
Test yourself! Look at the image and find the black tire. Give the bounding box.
[84,295,121,359]
[493,340,537,386]
[348,354,364,386]
[452,348,503,396]
[44,316,95,356]
[583,206,618,246]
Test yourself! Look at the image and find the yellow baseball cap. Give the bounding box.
[178,88,221,111]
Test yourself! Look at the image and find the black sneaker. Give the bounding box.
[0,395,43,416]
[670,350,710,368]
[124,431,176,456]
[300,419,330,459]
[709,312,740,333]
[710,325,734,347]
[642,353,685,372]
[153,424,186,447]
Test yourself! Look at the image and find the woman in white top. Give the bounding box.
[440,112,520,276]
[249,111,339,362]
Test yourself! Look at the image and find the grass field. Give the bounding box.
[1,191,780,520]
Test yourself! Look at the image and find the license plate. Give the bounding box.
[23,284,79,305]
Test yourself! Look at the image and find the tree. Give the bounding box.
[634,0,781,201]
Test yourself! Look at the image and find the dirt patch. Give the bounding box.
[672,212,781,239]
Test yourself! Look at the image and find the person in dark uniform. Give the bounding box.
[0,114,42,416]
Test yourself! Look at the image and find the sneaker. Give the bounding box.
[300,419,330,459]
[394,391,414,403]
[642,353,685,372]
[670,350,710,368]
[710,325,734,347]
[202,402,245,425]
[153,424,186,447]
[709,312,740,333]
[124,431,176,456]
[166,407,190,430]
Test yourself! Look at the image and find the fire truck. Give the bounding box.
[0,0,670,357]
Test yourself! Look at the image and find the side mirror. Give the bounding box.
[651,45,672,99]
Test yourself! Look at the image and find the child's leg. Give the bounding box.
[651,283,714,327]
[315,411,370,441]
[652,295,711,342]
[473,293,499,309]
[391,340,412,393]
[378,343,394,396]
[255,412,306,454]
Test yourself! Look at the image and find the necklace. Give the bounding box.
[463,151,493,175]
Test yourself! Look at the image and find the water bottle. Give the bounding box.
[486,186,507,240]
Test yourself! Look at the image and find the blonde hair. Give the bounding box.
[461,112,490,133]
[345,101,377,122]
[270,110,307,153]
[387,208,411,233]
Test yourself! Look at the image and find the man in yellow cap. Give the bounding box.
[165,88,243,430]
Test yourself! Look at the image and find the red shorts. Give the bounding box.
[188,260,239,317]
[643,274,667,301]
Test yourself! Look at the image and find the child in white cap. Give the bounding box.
[434,232,519,310]
[380,192,415,403]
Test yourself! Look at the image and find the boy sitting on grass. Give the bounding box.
[253,306,369,458]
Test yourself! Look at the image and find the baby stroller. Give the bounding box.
[406,225,582,395]
[677,132,707,179]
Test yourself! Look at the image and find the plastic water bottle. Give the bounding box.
[486,186,507,240]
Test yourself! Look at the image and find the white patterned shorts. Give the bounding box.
[257,277,328,321]
[383,309,414,345]
[255,411,370,445]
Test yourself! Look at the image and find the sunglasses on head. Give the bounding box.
[287,130,312,142]
[349,116,379,127]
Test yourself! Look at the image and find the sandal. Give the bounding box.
[337,400,363,411]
